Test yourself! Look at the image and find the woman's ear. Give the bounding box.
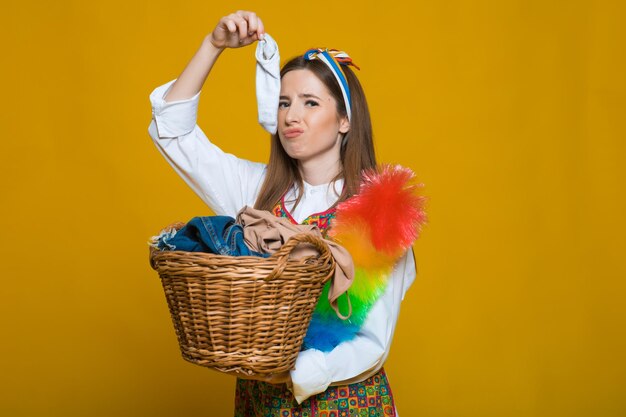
[339,116,350,134]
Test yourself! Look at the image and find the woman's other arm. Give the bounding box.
[289,249,418,403]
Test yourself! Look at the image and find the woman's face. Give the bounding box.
[277,69,350,166]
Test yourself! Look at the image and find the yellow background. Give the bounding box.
[2,0,625,416]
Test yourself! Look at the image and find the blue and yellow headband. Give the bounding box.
[303,48,360,122]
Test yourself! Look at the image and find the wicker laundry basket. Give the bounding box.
[149,224,335,378]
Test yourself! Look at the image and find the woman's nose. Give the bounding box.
[285,102,301,124]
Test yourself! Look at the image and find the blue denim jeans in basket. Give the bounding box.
[156,216,268,257]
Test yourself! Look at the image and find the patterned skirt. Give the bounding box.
[234,368,396,417]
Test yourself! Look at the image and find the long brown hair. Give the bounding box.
[253,54,377,211]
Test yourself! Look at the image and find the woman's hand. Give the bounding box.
[207,10,265,50]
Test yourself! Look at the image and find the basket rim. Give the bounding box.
[149,230,333,261]
[149,231,336,283]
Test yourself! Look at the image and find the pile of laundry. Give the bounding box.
[149,206,355,316]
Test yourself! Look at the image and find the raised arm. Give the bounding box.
[148,11,268,216]
[165,11,265,102]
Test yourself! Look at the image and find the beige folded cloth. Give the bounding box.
[236,206,354,319]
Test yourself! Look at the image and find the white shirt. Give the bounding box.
[148,78,416,404]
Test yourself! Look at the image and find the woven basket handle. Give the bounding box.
[265,233,334,281]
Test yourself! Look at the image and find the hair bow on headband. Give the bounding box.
[303,48,360,121]
[303,48,361,71]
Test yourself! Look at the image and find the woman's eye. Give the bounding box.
[278,100,318,109]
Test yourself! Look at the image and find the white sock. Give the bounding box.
[255,33,280,134]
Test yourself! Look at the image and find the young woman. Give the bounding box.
[148,10,417,416]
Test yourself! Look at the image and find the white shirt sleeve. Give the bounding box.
[289,248,417,403]
[148,79,267,217]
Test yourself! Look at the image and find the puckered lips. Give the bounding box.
[283,128,304,138]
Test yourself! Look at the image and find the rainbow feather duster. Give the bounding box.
[302,164,427,351]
